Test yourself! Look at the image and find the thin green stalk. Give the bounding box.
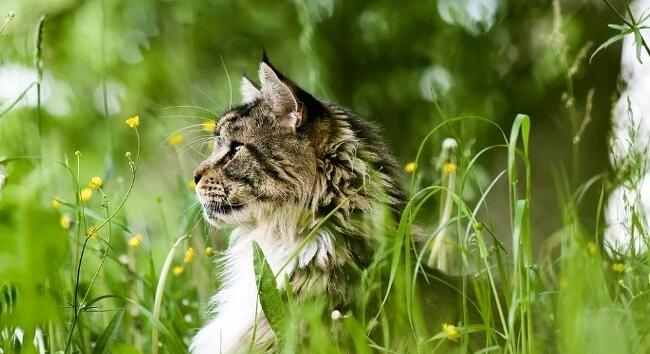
[64,129,140,353]
[79,190,112,307]
[35,16,44,178]
[152,234,190,354]
[0,12,15,36]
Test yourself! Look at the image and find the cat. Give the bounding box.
[190,55,490,354]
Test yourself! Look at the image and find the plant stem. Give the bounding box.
[152,234,189,354]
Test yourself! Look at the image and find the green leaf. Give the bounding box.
[92,308,125,354]
[590,32,629,62]
[84,295,186,353]
[639,9,650,24]
[252,242,287,339]
[634,30,644,63]
[0,82,36,118]
[608,23,628,31]
[507,114,530,186]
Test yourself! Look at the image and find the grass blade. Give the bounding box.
[92,308,125,354]
[252,241,287,340]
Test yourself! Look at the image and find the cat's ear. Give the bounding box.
[240,75,260,104]
[258,61,303,128]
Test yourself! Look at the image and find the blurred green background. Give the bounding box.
[0,0,620,241]
[0,0,625,352]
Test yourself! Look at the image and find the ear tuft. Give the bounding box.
[240,75,260,104]
[259,62,298,118]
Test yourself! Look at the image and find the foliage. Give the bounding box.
[1,0,650,353]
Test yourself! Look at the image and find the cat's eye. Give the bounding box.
[221,141,243,164]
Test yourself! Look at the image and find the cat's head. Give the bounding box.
[195,56,405,228]
[194,56,329,226]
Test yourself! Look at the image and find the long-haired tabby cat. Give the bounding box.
[190,56,491,354]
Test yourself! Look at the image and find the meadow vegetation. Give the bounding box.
[1,1,650,353]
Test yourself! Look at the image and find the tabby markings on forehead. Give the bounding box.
[217,104,258,136]
[216,112,237,130]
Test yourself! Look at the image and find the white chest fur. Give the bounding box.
[190,223,334,354]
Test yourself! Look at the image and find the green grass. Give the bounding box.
[2,103,649,353]
[2,2,650,354]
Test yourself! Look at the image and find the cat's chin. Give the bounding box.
[201,203,251,227]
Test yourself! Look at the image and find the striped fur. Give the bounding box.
[191,57,407,353]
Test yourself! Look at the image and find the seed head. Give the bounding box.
[442,138,458,151]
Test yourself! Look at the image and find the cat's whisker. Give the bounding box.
[219,55,233,109]
[158,105,219,116]
[178,142,211,157]
[185,209,207,235]
[166,124,213,137]
[177,200,202,218]
[189,84,226,112]
[178,142,211,155]
[182,135,214,149]
[159,115,213,122]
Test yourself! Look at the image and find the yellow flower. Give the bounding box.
[404,162,417,173]
[188,179,197,190]
[168,133,184,147]
[52,197,62,209]
[205,247,215,257]
[587,241,598,255]
[80,188,93,202]
[89,176,103,189]
[202,120,216,133]
[125,115,140,128]
[173,266,184,276]
[442,323,460,342]
[612,262,626,273]
[442,162,457,174]
[60,215,72,229]
[128,234,144,248]
[184,247,195,264]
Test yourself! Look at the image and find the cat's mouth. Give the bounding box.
[202,201,246,218]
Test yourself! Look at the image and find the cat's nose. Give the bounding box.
[194,160,212,185]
